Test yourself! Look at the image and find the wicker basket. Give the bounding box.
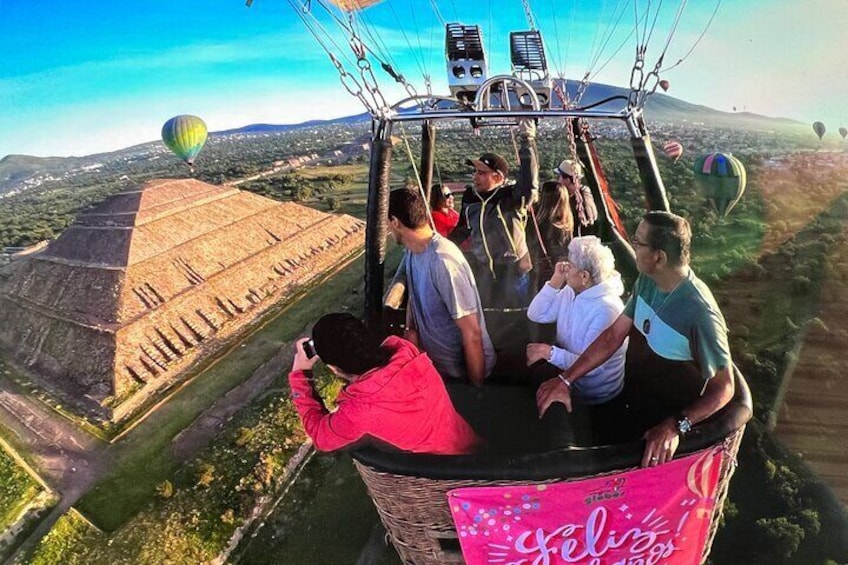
[355,427,744,565]
[352,363,752,565]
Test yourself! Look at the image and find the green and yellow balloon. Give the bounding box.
[693,152,747,218]
[161,115,208,166]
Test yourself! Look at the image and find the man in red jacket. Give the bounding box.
[288,313,481,455]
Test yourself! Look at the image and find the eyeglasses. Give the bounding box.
[443,193,453,198]
[630,237,652,248]
[558,173,574,182]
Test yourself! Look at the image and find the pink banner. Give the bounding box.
[448,448,723,565]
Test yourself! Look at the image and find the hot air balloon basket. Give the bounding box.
[353,427,745,565]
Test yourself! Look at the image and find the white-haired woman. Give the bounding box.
[525,235,628,446]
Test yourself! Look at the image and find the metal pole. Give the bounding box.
[420,121,436,202]
[364,119,394,331]
[627,113,670,212]
[574,121,638,282]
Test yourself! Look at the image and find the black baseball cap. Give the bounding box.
[466,153,509,177]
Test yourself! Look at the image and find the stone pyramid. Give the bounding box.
[0,179,364,421]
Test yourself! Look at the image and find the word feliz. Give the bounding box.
[499,507,685,565]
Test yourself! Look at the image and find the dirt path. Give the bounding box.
[170,343,292,460]
[0,378,105,564]
[0,380,103,499]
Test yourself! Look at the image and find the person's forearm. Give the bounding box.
[462,333,486,386]
[288,370,362,451]
[679,367,735,425]
[562,319,629,383]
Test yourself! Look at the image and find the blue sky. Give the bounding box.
[1,0,846,157]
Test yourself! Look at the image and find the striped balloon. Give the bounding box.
[161,115,208,166]
[663,140,683,163]
[693,152,747,218]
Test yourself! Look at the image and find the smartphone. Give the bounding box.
[302,338,317,359]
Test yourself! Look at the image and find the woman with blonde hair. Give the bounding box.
[527,180,574,289]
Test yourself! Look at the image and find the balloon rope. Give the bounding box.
[659,0,722,73]
[397,123,434,230]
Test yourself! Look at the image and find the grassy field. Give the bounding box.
[231,453,400,565]
[0,446,41,530]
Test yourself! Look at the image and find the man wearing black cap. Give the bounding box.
[449,125,537,308]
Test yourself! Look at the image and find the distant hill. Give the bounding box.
[0,82,805,195]
[0,154,88,186]
[216,82,804,136]
[216,112,373,135]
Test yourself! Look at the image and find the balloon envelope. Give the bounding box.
[326,0,383,10]
[658,80,670,92]
[162,115,208,166]
[693,153,747,218]
[663,141,683,163]
[839,127,848,139]
[812,121,826,140]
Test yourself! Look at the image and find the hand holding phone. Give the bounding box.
[302,338,317,359]
[292,336,319,372]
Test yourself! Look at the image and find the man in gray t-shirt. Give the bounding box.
[389,187,496,385]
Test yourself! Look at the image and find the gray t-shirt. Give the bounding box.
[405,235,496,380]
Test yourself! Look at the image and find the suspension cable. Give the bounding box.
[586,0,630,75]
[520,0,538,30]
[380,2,428,80]
[396,122,433,228]
[427,0,446,26]
[313,0,422,109]
[643,0,665,50]
[285,0,377,114]
[660,0,722,73]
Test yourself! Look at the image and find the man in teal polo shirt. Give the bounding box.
[536,211,735,467]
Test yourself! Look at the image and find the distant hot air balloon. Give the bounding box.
[839,127,848,140]
[663,141,684,163]
[161,115,208,166]
[658,79,670,92]
[812,121,826,140]
[693,152,747,218]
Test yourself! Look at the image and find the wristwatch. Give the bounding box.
[675,414,692,436]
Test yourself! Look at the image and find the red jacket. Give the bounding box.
[289,336,481,455]
[432,208,459,238]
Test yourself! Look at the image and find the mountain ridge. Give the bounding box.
[0,82,805,192]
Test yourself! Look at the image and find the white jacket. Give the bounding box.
[527,274,628,404]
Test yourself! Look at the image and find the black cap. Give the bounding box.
[466,152,509,177]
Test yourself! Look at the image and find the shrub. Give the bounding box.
[156,480,174,499]
[754,517,804,559]
[235,427,255,447]
[196,463,216,488]
[793,508,821,537]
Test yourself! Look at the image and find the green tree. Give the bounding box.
[755,517,805,559]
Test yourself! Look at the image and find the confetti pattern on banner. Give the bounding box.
[448,449,723,565]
